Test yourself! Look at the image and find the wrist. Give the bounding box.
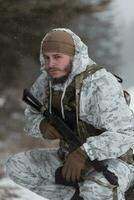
[79,145,88,158]
[80,145,85,151]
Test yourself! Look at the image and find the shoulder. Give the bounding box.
[30,72,48,99]
[81,67,123,99]
[84,67,120,88]
[33,72,47,87]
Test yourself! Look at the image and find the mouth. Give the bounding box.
[48,70,59,75]
[47,70,63,78]
[48,69,64,76]
[49,70,58,73]
[48,69,61,73]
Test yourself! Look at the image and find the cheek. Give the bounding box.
[57,62,67,71]
[44,60,49,68]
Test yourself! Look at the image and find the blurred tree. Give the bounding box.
[0,0,121,91]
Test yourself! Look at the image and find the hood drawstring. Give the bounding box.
[49,80,67,119]
[61,83,68,119]
[49,80,52,114]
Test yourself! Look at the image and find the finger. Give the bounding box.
[45,131,57,139]
[65,165,72,182]
[76,168,81,181]
[62,162,69,178]
[44,123,59,135]
[72,167,80,182]
[47,126,61,138]
[71,167,77,182]
[62,161,72,182]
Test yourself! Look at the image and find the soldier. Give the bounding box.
[6,28,134,200]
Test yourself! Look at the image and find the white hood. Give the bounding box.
[39,28,95,90]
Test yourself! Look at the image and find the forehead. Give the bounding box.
[43,52,70,57]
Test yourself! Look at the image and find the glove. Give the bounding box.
[40,120,62,139]
[61,147,88,182]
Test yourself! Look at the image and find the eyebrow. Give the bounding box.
[44,53,63,56]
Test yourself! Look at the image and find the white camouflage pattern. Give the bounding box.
[6,28,134,200]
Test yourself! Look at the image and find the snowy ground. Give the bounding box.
[0,177,48,200]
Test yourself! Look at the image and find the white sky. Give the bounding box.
[116,0,134,23]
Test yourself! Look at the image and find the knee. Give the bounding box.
[5,152,26,180]
[6,155,17,177]
[79,180,113,200]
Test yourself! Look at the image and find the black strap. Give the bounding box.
[71,186,84,200]
[55,166,84,200]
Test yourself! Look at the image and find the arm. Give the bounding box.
[24,73,48,138]
[80,68,134,161]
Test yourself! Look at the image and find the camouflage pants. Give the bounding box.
[5,149,134,200]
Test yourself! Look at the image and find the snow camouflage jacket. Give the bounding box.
[24,28,134,162]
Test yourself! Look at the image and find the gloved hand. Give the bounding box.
[61,147,88,182]
[40,120,62,139]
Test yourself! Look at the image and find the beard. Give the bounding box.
[50,61,72,84]
[52,74,70,84]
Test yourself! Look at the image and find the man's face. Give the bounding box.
[43,52,72,82]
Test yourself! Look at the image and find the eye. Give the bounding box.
[54,55,62,59]
[44,55,49,60]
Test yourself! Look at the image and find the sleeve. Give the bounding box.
[80,68,134,161]
[24,72,48,138]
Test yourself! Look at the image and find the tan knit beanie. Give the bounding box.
[42,31,75,56]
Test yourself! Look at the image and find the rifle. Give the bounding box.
[22,88,118,186]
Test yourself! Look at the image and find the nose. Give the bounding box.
[48,57,55,69]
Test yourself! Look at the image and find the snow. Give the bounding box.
[0,177,49,200]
